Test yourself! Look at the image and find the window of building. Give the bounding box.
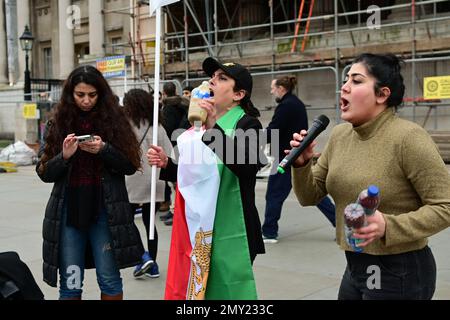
[75,43,90,63]
[43,47,53,79]
[112,37,123,55]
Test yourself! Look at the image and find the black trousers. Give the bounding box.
[338,246,436,300]
[131,203,159,261]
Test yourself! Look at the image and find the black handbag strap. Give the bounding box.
[139,123,152,146]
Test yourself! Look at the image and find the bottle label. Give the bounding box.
[188,82,210,126]
[345,225,363,253]
[195,91,210,99]
[192,81,211,99]
[349,237,364,253]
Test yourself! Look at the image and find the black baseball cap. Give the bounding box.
[202,57,253,98]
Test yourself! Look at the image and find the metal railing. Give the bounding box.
[30,79,64,103]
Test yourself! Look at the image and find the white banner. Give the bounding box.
[149,0,180,16]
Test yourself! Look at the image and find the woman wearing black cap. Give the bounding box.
[148,57,266,300]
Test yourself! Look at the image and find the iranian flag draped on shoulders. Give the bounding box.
[164,106,258,300]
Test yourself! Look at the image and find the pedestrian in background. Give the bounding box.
[182,85,194,99]
[123,88,173,279]
[161,81,190,145]
[159,82,191,225]
[36,65,144,300]
[262,75,336,244]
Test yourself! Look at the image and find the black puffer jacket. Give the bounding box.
[162,95,190,145]
[36,143,144,287]
[266,93,308,162]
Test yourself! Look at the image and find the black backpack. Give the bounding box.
[0,252,44,300]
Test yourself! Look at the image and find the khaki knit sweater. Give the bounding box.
[293,108,450,255]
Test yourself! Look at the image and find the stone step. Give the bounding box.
[429,131,450,142]
[431,137,450,144]
[428,131,450,163]
[437,144,450,151]
[438,153,450,164]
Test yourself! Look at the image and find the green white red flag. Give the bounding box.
[164,107,258,300]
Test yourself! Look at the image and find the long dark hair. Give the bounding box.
[40,65,140,169]
[123,89,159,129]
[233,85,260,118]
[239,96,260,118]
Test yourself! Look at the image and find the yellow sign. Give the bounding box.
[96,56,126,79]
[424,75,450,100]
[23,103,39,119]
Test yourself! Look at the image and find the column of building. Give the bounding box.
[0,0,8,84]
[16,0,30,84]
[58,0,75,79]
[89,0,105,59]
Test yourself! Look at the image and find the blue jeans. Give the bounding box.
[316,195,336,227]
[262,167,336,238]
[59,203,123,299]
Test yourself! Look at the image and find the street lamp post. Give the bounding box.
[20,25,34,102]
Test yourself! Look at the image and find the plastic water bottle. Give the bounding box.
[188,81,211,128]
[344,203,365,253]
[343,185,381,253]
[357,185,380,216]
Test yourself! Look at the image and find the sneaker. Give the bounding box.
[134,206,143,219]
[164,216,173,226]
[145,262,160,278]
[159,211,173,222]
[159,201,170,212]
[133,251,154,278]
[263,235,278,244]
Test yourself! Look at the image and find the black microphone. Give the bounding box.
[277,114,330,174]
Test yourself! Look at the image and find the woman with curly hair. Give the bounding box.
[36,65,144,300]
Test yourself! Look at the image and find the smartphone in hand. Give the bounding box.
[76,135,94,143]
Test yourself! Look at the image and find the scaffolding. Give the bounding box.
[101,0,155,81]
[155,0,450,122]
[8,1,449,122]
[163,1,450,67]
[2,0,450,141]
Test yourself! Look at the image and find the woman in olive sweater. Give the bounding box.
[291,53,450,300]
